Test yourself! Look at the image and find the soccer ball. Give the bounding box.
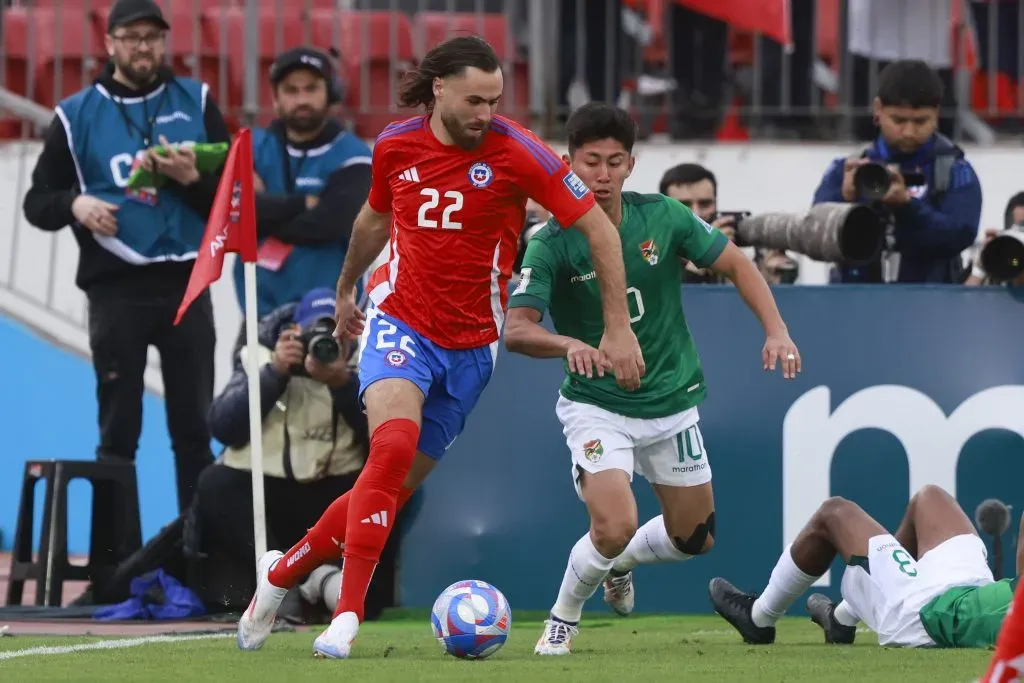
[430,579,511,659]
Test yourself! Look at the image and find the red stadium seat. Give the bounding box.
[412,12,529,124]
[308,9,418,137]
[2,7,107,109]
[200,6,306,122]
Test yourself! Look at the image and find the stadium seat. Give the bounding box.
[200,7,306,123]
[412,12,530,124]
[2,7,106,110]
[308,9,418,137]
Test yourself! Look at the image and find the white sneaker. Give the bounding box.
[604,571,635,616]
[313,611,360,659]
[237,550,287,651]
[534,618,579,656]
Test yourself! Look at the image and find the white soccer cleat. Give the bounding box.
[534,618,579,656]
[237,550,287,651]
[603,570,635,616]
[313,611,360,659]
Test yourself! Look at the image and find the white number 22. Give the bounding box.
[417,188,464,229]
[375,320,417,356]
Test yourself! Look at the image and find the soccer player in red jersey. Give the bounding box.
[237,35,644,658]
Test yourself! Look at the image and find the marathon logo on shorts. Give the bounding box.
[583,439,604,462]
[563,171,591,200]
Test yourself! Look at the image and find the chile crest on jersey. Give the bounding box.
[468,162,494,188]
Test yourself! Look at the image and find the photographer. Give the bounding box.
[966,192,1024,287]
[812,60,981,283]
[660,163,798,284]
[193,288,396,619]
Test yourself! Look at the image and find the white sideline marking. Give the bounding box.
[0,632,233,660]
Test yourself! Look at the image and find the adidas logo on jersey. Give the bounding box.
[398,167,420,182]
[361,511,389,527]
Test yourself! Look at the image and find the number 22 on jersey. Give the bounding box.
[417,188,464,230]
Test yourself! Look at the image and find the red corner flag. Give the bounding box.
[174,128,258,326]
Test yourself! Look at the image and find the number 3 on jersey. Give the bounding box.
[418,188,464,229]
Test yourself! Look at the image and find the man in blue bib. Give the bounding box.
[21,0,231,602]
[240,47,372,323]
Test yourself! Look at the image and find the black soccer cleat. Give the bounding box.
[708,577,776,645]
[806,593,856,645]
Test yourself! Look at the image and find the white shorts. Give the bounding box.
[555,395,713,501]
[840,533,994,647]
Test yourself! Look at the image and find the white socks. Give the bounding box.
[751,544,819,628]
[833,599,860,627]
[550,533,615,623]
[612,515,690,574]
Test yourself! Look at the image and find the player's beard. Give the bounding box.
[441,110,487,150]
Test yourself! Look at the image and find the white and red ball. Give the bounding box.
[430,579,511,659]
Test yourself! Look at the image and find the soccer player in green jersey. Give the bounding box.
[503,102,801,656]
[711,484,1019,649]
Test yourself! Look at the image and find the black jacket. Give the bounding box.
[21,64,231,299]
[207,302,369,452]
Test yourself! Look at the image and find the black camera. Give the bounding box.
[854,163,927,202]
[291,316,341,374]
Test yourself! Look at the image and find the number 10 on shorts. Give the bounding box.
[675,426,704,462]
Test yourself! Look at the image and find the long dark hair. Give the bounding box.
[398,35,500,110]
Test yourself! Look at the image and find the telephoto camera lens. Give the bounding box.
[853,162,893,202]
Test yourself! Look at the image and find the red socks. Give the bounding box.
[981,581,1024,682]
[335,418,420,621]
[268,472,417,590]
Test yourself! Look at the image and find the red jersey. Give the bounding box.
[365,114,595,349]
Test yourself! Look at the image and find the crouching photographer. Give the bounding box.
[191,287,398,620]
[812,59,981,283]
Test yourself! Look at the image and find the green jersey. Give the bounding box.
[508,191,728,419]
[919,576,1019,648]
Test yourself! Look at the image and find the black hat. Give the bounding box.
[269,47,343,104]
[107,0,170,33]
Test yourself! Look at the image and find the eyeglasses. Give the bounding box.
[113,32,166,49]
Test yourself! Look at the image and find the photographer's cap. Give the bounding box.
[107,0,170,32]
[294,288,337,328]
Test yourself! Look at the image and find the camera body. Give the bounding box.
[290,316,341,375]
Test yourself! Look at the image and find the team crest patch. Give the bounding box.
[468,162,494,188]
[640,240,659,265]
[386,349,408,368]
[583,439,604,463]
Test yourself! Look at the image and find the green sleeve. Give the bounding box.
[508,235,561,314]
[666,197,729,267]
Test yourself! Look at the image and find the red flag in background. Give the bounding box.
[673,0,792,48]
[174,128,258,326]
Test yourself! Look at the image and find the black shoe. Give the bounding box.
[708,577,776,645]
[807,593,856,645]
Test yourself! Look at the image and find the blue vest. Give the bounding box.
[236,126,371,318]
[57,78,209,264]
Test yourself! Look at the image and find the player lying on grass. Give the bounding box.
[711,484,1020,648]
[504,102,801,656]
